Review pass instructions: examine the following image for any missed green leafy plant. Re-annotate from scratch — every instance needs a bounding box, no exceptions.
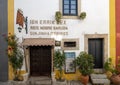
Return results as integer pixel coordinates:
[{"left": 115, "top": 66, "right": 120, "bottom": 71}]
[
  {"left": 116, "top": 58, "right": 120, "bottom": 73},
  {"left": 53, "top": 50, "right": 65, "bottom": 80},
  {"left": 104, "top": 58, "right": 114, "bottom": 72},
  {"left": 55, "top": 11, "right": 62, "bottom": 24},
  {"left": 75, "top": 51, "right": 94, "bottom": 76},
  {"left": 6, "top": 34, "right": 23, "bottom": 81},
  {"left": 79, "top": 12, "right": 86, "bottom": 20},
  {"left": 104, "top": 58, "right": 115, "bottom": 78}
]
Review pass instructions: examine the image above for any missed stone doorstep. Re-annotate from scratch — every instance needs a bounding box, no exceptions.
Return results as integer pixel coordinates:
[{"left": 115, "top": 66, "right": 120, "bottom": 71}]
[
  {"left": 35, "top": 79, "right": 51, "bottom": 85},
  {"left": 92, "top": 79, "right": 110, "bottom": 84},
  {"left": 29, "top": 77, "right": 52, "bottom": 85},
  {"left": 30, "top": 76, "right": 51, "bottom": 80},
  {"left": 90, "top": 74, "right": 107, "bottom": 79},
  {"left": 90, "top": 74, "right": 110, "bottom": 85}
]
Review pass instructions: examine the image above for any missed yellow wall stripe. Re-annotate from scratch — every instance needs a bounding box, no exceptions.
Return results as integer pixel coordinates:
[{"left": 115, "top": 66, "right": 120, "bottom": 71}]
[
  {"left": 110, "top": 0, "right": 116, "bottom": 66},
  {"left": 8, "top": 0, "right": 14, "bottom": 34},
  {"left": 8, "top": 0, "right": 14, "bottom": 80}
]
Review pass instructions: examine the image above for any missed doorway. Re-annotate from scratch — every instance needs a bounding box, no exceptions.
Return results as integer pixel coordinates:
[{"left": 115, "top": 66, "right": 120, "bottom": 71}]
[
  {"left": 88, "top": 38, "right": 103, "bottom": 68},
  {"left": 30, "top": 46, "right": 52, "bottom": 76}
]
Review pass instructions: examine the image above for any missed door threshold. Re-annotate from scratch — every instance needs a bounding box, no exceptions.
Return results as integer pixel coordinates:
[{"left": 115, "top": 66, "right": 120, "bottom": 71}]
[{"left": 94, "top": 69, "right": 104, "bottom": 73}]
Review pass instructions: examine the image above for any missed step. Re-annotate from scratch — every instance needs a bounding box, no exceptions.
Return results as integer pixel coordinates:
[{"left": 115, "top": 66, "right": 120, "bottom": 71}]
[
  {"left": 35, "top": 79, "right": 51, "bottom": 85},
  {"left": 92, "top": 79, "right": 110, "bottom": 84},
  {"left": 90, "top": 74, "right": 107, "bottom": 79},
  {"left": 90, "top": 74, "right": 110, "bottom": 85},
  {"left": 28, "top": 77, "right": 52, "bottom": 85}
]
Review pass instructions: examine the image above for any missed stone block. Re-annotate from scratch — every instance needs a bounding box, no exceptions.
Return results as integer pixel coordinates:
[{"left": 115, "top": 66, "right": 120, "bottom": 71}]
[
  {"left": 92, "top": 79, "right": 110, "bottom": 84},
  {"left": 90, "top": 74, "right": 107, "bottom": 79}
]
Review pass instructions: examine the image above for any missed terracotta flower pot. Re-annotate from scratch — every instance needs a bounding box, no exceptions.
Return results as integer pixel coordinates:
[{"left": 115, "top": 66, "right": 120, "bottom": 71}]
[
  {"left": 80, "top": 75, "right": 89, "bottom": 85},
  {"left": 111, "top": 75, "right": 120, "bottom": 85}
]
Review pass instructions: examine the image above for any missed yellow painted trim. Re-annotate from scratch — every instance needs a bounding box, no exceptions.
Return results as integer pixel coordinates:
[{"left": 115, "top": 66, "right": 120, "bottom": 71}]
[
  {"left": 8, "top": 0, "right": 14, "bottom": 34},
  {"left": 8, "top": 0, "right": 14, "bottom": 80},
  {"left": 110, "top": 0, "right": 116, "bottom": 66},
  {"left": 54, "top": 69, "right": 81, "bottom": 81}
]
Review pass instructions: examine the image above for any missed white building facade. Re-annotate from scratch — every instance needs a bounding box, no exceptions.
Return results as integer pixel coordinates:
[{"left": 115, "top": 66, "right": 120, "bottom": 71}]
[{"left": 14, "top": 0, "right": 109, "bottom": 78}]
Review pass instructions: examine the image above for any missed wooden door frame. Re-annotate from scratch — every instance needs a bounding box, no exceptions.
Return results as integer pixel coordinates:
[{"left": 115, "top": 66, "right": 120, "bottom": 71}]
[
  {"left": 24, "top": 46, "right": 54, "bottom": 77},
  {"left": 84, "top": 34, "right": 108, "bottom": 72}
]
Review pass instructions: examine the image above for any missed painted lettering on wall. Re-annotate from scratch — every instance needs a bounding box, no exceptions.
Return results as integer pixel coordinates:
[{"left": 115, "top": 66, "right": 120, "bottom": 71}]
[{"left": 29, "top": 19, "right": 68, "bottom": 36}]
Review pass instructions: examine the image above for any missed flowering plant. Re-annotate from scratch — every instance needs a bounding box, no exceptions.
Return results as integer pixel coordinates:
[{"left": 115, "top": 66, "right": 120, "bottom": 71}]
[{"left": 5, "top": 33, "right": 23, "bottom": 81}]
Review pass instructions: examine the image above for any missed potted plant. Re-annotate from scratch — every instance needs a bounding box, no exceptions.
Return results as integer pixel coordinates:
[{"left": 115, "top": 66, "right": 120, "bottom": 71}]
[
  {"left": 103, "top": 57, "right": 120, "bottom": 85},
  {"left": 110, "top": 58, "right": 120, "bottom": 85},
  {"left": 110, "top": 70, "right": 120, "bottom": 85},
  {"left": 53, "top": 50, "right": 65, "bottom": 81},
  {"left": 110, "top": 74, "right": 120, "bottom": 85},
  {"left": 75, "top": 51, "right": 94, "bottom": 85},
  {"left": 103, "top": 58, "right": 113, "bottom": 79},
  {"left": 79, "top": 12, "right": 86, "bottom": 20},
  {"left": 116, "top": 58, "right": 120, "bottom": 72},
  {"left": 5, "top": 34, "right": 24, "bottom": 81},
  {"left": 55, "top": 11, "right": 62, "bottom": 24}
]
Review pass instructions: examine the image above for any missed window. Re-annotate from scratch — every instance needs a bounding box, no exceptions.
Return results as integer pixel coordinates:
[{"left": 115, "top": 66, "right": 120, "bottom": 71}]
[
  {"left": 63, "top": 0, "right": 77, "bottom": 15},
  {"left": 64, "top": 42, "right": 76, "bottom": 47},
  {"left": 62, "top": 38, "right": 79, "bottom": 50},
  {"left": 59, "top": 0, "right": 81, "bottom": 19}
]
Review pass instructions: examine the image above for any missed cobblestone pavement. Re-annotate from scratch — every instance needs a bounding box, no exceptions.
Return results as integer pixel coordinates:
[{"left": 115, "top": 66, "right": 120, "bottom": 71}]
[
  {"left": 0, "top": 81, "right": 92, "bottom": 85},
  {"left": 0, "top": 81, "right": 114, "bottom": 85},
  {"left": 0, "top": 81, "right": 10, "bottom": 85}
]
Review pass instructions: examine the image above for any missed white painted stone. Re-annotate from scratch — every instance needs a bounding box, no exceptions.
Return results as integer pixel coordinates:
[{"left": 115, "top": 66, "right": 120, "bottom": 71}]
[
  {"left": 92, "top": 79, "right": 110, "bottom": 84},
  {"left": 90, "top": 74, "right": 110, "bottom": 85},
  {"left": 90, "top": 74, "right": 107, "bottom": 79}
]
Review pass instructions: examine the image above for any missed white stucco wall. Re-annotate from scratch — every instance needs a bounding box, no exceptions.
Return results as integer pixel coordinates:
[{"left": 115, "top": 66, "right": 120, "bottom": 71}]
[{"left": 14, "top": 0, "right": 109, "bottom": 65}]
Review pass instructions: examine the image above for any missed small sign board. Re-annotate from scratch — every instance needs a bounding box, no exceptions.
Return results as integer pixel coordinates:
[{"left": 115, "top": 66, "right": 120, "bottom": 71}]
[{"left": 65, "top": 52, "right": 76, "bottom": 73}]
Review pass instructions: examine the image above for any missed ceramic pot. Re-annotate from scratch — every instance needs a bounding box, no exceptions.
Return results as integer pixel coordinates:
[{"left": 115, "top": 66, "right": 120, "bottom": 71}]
[
  {"left": 80, "top": 75, "right": 89, "bottom": 85},
  {"left": 111, "top": 75, "right": 120, "bottom": 85}
]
